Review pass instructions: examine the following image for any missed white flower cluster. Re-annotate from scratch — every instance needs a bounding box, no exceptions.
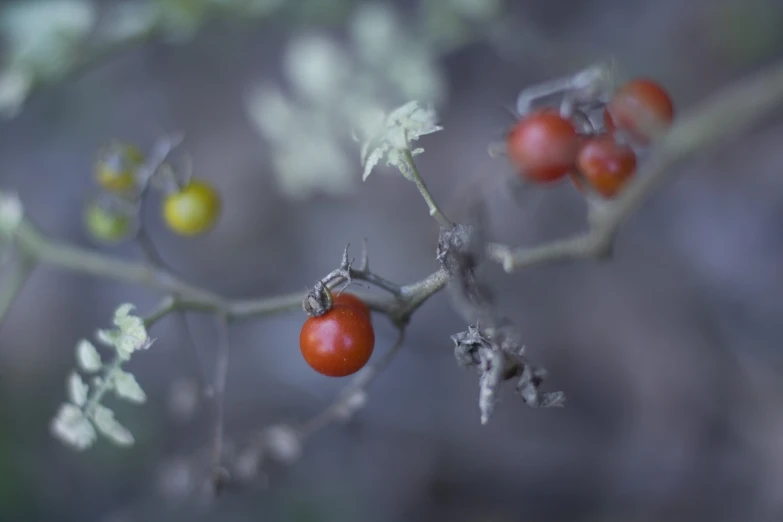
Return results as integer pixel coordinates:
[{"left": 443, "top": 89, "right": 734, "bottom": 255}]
[
  {"left": 50, "top": 303, "right": 155, "bottom": 450},
  {"left": 246, "top": 2, "right": 448, "bottom": 199},
  {"left": 359, "top": 101, "right": 443, "bottom": 181},
  {"left": 0, "top": 0, "right": 290, "bottom": 117}
]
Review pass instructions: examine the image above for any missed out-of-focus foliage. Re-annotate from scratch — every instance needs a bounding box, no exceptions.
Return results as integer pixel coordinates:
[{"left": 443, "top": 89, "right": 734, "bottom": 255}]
[
  {"left": 246, "top": 1, "right": 507, "bottom": 198},
  {"left": 51, "top": 304, "right": 155, "bottom": 451},
  {"left": 706, "top": 0, "right": 783, "bottom": 65}
]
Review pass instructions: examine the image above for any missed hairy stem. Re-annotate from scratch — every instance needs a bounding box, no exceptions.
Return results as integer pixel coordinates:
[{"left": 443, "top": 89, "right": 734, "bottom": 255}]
[{"left": 404, "top": 150, "right": 454, "bottom": 229}]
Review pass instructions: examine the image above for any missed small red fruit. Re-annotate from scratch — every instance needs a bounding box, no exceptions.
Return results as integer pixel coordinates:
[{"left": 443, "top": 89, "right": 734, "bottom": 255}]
[
  {"left": 333, "top": 292, "right": 371, "bottom": 319},
  {"left": 300, "top": 303, "right": 375, "bottom": 377},
  {"left": 506, "top": 109, "right": 580, "bottom": 182},
  {"left": 604, "top": 78, "right": 674, "bottom": 144},
  {"left": 573, "top": 135, "right": 637, "bottom": 198}
]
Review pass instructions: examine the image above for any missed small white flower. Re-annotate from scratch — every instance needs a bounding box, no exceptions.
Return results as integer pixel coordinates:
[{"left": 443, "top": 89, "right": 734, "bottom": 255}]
[
  {"left": 113, "top": 369, "right": 146, "bottom": 404},
  {"left": 76, "top": 339, "right": 102, "bottom": 373},
  {"left": 360, "top": 101, "right": 443, "bottom": 180},
  {"left": 67, "top": 372, "right": 89, "bottom": 406},
  {"left": 51, "top": 403, "right": 96, "bottom": 450},
  {"left": 0, "top": 191, "right": 23, "bottom": 235},
  {"left": 111, "top": 303, "right": 153, "bottom": 359}
]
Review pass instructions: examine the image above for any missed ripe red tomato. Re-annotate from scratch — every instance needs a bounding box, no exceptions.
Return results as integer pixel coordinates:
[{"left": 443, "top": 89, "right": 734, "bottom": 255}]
[
  {"left": 506, "top": 109, "right": 580, "bottom": 182},
  {"left": 573, "top": 135, "right": 637, "bottom": 198},
  {"left": 333, "top": 292, "right": 371, "bottom": 319},
  {"left": 604, "top": 78, "right": 674, "bottom": 144},
  {"left": 300, "top": 303, "right": 375, "bottom": 377}
]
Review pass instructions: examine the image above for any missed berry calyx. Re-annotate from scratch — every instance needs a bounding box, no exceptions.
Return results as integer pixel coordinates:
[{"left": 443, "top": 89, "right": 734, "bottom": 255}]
[{"left": 333, "top": 292, "right": 371, "bottom": 319}]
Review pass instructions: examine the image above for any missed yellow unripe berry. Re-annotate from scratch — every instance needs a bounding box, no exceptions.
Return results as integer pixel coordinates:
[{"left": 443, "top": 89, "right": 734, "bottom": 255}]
[
  {"left": 95, "top": 143, "right": 145, "bottom": 192},
  {"left": 162, "top": 180, "right": 221, "bottom": 236},
  {"left": 84, "top": 201, "right": 133, "bottom": 244}
]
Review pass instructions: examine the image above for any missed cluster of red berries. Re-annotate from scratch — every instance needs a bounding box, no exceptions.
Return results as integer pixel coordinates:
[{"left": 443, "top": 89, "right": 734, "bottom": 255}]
[
  {"left": 506, "top": 78, "right": 675, "bottom": 198},
  {"left": 300, "top": 292, "right": 375, "bottom": 377},
  {"left": 298, "top": 77, "right": 675, "bottom": 379}
]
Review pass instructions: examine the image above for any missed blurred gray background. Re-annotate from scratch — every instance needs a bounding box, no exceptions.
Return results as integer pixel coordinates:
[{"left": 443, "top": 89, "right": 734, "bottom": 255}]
[{"left": 2, "top": 0, "right": 783, "bottom": 520}]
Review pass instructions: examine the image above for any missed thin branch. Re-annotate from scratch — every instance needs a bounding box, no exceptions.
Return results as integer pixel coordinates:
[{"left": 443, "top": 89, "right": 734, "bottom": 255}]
[
  {"left": 316, "top": 244, "right": 403, "bottom": 297},
  {"left": 0, "top": 254, "right": 36, "bottom": 332},
  {"left": 299, "top": 327, "right": 406, "bottom": 439},
  {"left": 404, "top": 150, "right": 454, "bottom": 229},
  {"left": 82, "top": 357, "right": 124, "bottom": 417},
  {"left": 143, "top": 295, "right": 177, "bottom": 328},
  {"left": 210, "top": 314, "right": 231, "bottom": 492},
  {"left": 134, "top": 215, "right": 211, "bottom": 397},
  {"left": 11, "top": 219, "right": 450, "bottom": 330},
  {"left": 15, "top": 220, "right": 225, "bottom": 307},
  {"left": 488, "top": 57, "right": 783, "bottom": 272}
]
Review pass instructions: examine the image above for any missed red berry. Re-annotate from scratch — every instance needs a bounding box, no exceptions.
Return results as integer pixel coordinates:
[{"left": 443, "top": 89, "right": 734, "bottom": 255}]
[
  {"left": 300, "top": 303, "right": 375, "bottom": 377},
  {"left": 573, "top": 135, "right": 637, "bottom": 198},
  {"left": 506, "top": 109, "right": 580, "bottom": 182},
  {"left": 333, "top": 292, "right": 371, "bottom": 319},
  {"left": 604, "top": 78, "right": 674, "bottom": 144}
]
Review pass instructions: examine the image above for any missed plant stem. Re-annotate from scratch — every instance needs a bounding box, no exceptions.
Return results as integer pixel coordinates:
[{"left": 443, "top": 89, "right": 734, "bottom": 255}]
[
  {"left": 0, "top": 254, "right": 36, "bottom": 332},
  {"left": 83, "top": 357, "right": 124, "bottom": 417},
  {"left": 210, "top": 314, "right": 231, "bottom": 488},
  {"left": 16, "top": 221, "right": 224, "bottom": 306},
  {"left": 404, "top": 150, "right": 454, "bottom": 229},
  {"left": 488, "top": 56, "right": 783, "bottom": 272}
]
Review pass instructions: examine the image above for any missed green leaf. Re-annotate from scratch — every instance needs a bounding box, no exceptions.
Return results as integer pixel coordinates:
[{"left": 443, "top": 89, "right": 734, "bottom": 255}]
[
  {"left": 91, "top": 405, "right": 134, "bottom": 447},
  {"left": 50, "top": 403, "right": 96, "bottom": 450},
  {"left": 112, "top": 303, "right": 136, "bottom": 325},
  {"left": 95, "top": 328, "right": 120, "bottom": 348},
  {"left": 113, "top": 370, "right": 146, "bottom": 404},
  {"left": 66, "top": 372, "right": 88, "bottom": 407},
  {"left": 75, "top": 339, "right": 102, "bottom": 372}
]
